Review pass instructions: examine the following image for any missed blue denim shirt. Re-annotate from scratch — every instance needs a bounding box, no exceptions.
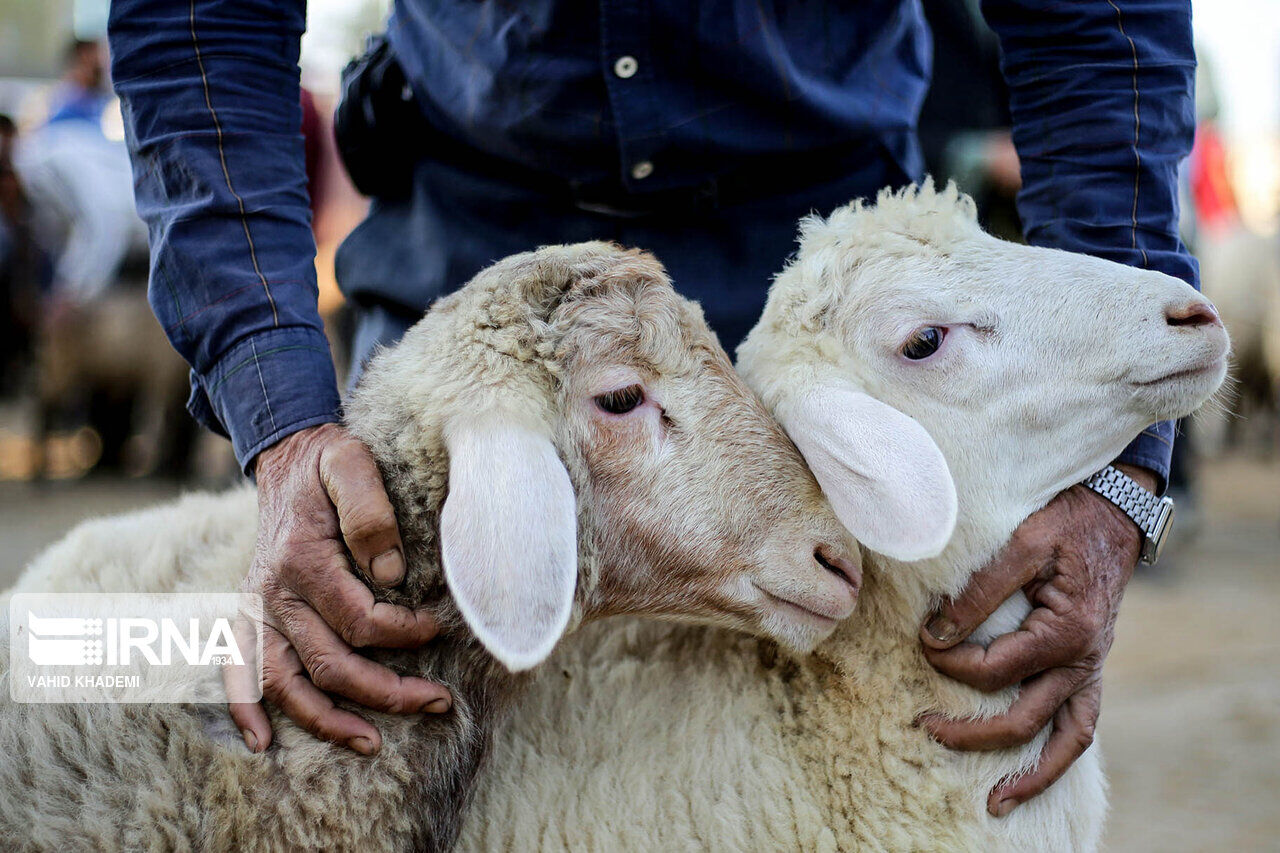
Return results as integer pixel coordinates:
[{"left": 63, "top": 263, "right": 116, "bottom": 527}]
[{"left": 108, "top": 0, "right": 1195, "bottom": 481}]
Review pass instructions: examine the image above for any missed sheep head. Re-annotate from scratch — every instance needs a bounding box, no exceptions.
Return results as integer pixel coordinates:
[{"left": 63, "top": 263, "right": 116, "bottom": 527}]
[
  {"left": 348, "top": 243, "right": 862, "bottom": 671},
  {"left": 738, "top": 182, "right": 1229, "bottom": 587}
]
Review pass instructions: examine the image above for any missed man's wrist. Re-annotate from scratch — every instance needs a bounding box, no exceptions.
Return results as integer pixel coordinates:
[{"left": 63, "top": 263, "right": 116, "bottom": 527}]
[
  {"left": 253, "top": 422, "right": 342, "bottom": 480},
  {"left": 1078, "top": 463, "right": 1160, "bottom": 560}
]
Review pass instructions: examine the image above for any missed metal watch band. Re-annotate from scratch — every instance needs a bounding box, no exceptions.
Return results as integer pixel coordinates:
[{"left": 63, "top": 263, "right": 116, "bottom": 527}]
[{"left": 1080, "top": 465, "right": 1175, "bottom": 565}]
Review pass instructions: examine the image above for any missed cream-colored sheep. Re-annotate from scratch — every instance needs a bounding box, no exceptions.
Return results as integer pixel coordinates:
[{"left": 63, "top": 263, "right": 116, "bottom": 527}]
[
  {"left": 458, "top": 184, "right": 1230, "bottom": 852},
  {"left": 0, "top": 243, "right": 875, "bottom": 852}
]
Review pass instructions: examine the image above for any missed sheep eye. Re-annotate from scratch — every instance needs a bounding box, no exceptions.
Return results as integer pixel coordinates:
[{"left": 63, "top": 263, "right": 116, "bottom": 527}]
[
  {"left": 594, "top": 384, "right": 645, "bottom": 415},
  {"left": 901, "top": 326, "right": 945, "bottom": 360}
]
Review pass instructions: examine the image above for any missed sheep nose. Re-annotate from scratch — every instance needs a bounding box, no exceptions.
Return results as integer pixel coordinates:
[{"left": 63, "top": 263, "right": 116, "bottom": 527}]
[
  {"left": 814, "top": 543, "right": 861, "bottom": 593},
  {"left": 1165, "top": 299, "right": 1221, "bottom": 328}
]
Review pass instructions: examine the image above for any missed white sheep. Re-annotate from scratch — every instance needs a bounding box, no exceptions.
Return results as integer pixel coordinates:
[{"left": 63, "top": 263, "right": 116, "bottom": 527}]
[
  {"left": 457, "top": 183, "right": 1230, "bottom": 852},
  {"left": 0, "top": 242, "right": 871, "bottom": 852}
]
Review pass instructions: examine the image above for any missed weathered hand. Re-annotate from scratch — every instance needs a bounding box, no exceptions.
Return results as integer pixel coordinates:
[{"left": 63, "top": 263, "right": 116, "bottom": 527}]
[
  {"left": 228, "top": 423, "right": 451, "bottom": 755},
  {"left": 917, "top": 464, "right": 1153, "bottom": 817}
]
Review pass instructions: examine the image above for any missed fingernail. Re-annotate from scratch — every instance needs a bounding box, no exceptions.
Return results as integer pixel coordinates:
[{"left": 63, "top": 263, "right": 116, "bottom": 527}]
[
  {"left": 925, "top": 615, "right": 959, "bottom": 644},
  {"left": 993, "top": 798, "right": 1018, "bottom": 818},
  {"left": 370, "top": 548, "right": 405, "bottom": 586},
  {"left": 242, "top": 729, "right": 259, "bottom": 753},
  {"left": 349, "top": 736, "right": 377, "bottom": 755},
  {"left": 425, "top": 698, "right": 450, "bottom": 714}
]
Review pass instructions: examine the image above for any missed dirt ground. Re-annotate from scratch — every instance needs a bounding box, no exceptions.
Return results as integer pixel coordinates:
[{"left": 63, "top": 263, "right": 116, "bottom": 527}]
[
  {"left": 1100, "top": 455, "right": 1280, "bottom": 852},
  {"left": 0, "top": 456, "right": 1277, "bottom": 851}
]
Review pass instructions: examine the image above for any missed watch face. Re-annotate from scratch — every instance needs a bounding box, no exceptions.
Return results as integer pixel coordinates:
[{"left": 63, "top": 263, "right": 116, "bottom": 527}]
[{"left": 1143, "top": 499, "right": 1176, "bottom": 566}]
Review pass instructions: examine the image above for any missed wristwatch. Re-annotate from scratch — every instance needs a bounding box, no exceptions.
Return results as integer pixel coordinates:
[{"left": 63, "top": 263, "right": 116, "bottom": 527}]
[{"left": 1080, "top": 465, "right": 1175, "bottom": 565}]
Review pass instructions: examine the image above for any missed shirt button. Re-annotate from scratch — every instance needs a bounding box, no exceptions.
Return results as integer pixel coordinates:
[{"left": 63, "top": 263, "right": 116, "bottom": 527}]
[
  {"left": 630, "top": 160, "right": 654, "bottom": 180},
  {"left": 613, "top": 56, "right": 639, "bottom": 79}
]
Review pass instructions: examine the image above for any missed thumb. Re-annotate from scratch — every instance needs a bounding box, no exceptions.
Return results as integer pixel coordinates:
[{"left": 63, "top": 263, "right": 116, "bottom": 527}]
[
  {"left": 319, "top": 435, "right": 406, "bottom": 587},
  {"left": 921, "top": 533, "right": 1044, "bottom": 648}
]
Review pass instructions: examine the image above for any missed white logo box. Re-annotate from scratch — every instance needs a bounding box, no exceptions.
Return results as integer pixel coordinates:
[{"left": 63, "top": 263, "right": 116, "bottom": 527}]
[{"left": 8, "top": 593, "right": 262, "bottom": 704}]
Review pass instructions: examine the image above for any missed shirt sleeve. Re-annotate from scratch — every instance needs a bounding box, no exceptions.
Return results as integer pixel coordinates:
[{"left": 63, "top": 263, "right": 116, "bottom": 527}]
[
  {"left": 108, "top": 0, "right": 341, "bottom": 472},
  {"left": 982, "top": 0, "right": 1197, "bottom": 490}
]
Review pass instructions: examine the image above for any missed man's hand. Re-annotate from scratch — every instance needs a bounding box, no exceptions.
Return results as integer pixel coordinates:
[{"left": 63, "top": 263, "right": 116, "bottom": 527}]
[
  {"left": 917, "top": 464, "right": 1154, "bottom": 817},
  {"left": 229, "top": 423, "right": 451, "bottom": 756}
]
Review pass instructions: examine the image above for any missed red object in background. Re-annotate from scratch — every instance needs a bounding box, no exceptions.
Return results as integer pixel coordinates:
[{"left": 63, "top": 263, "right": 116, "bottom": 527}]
[
  {"left": 301, "top": 87, "right": 324, "bottom": 219},
  {"left": 1189, "top": 122, "right": 1238, "bottom": 235}
]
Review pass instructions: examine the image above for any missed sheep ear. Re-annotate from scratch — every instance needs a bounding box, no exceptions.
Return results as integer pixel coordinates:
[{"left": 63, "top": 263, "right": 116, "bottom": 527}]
[
  {"left": 777, "top": 381, "right": 957, "bottom": 561},
  {"left": 440, "top": 417, "right": 577, "bottom": 671}
]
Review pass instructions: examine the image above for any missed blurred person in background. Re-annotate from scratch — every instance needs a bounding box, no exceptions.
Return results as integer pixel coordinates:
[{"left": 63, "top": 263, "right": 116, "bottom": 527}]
[
  {"left": 17, "top": 38, "right": 147, "bottom": 309},
  {"left": 0, "top": 114, "right": 41, "bottom": 397},
  {"left": 16, "top": 39, "right": 181, "bottom": 476},
  {"left": 109, "top": 0, "right": 1199, "bottom": 819},
  {"left": 47, "top": 40, "right": 111, "bottom": 126}
]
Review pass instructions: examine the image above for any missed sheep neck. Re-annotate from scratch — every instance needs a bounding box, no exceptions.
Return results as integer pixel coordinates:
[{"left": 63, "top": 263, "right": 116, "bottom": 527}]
[
  {"left": 785, "top": 498, "right": 1037, "bottom": 825},
  {"left": 354, "top": 419, "right": 613, "bottom": 849},
  {"left": 338, "top": 429, "right": 523, "bottom": 850},
  {"left": 815, "top": 497, "right": 1037, "bottom": 713}
]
